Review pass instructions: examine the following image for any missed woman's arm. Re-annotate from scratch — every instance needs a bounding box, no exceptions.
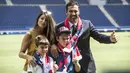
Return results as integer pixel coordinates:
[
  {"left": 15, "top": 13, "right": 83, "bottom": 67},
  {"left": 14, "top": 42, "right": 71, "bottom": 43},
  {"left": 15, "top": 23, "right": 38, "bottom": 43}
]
[
  {"left": 18, "top": 33, "right": 36, "bottom": 66},
  {"left": 19, "top": 33, "right": 31, "bottom": 59}
]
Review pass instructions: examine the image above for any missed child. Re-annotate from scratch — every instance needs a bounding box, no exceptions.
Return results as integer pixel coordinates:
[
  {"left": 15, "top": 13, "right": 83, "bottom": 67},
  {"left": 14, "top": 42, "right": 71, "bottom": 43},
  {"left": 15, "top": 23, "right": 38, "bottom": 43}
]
[
  {"left": 27, "top": 35, "right": 58, "bottom": 73},
  {"left": 53, "top": 26, "right": 82, "bottom": 73}
]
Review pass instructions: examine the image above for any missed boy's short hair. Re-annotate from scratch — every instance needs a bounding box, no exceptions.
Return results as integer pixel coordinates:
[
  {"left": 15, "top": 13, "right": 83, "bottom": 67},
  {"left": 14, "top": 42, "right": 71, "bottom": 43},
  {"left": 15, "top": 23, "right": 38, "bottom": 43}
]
[
  {"left": 56, "top": 26, "right": 71, "bottom": 36},
  {"left": 35, "top": 35, "right": 50, "bottom": 47}
]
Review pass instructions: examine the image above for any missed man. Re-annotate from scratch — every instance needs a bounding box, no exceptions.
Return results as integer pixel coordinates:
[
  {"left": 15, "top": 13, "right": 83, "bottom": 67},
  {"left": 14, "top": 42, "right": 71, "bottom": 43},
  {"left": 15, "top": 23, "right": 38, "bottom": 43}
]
[{"left": 52, "top": 1, "right": 117, "bottom": 73}]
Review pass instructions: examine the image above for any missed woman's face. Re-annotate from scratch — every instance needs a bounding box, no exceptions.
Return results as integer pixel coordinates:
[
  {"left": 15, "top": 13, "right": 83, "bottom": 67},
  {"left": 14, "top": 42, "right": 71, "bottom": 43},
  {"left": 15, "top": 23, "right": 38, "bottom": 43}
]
[{"left": 37, "top": 14, "right": 47, "bottom": 28}]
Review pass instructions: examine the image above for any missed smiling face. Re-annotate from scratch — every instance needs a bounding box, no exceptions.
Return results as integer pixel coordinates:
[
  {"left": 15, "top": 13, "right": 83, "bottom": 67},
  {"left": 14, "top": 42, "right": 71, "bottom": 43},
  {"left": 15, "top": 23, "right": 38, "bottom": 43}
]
[
  {"left": 66, "top": 5, "right": 80, "bottom": 24},
  {"left": 56, "top": 33, "right": 70, "bottom": 48},
  {"left": 37, "top": 14, "right": 47, "bottom": 29},
  {"left": 37, "top": 44, "right": 49, "bottom": 55},
  {"left": 35, "top": 35, "right": 50, "bottom": 56}
]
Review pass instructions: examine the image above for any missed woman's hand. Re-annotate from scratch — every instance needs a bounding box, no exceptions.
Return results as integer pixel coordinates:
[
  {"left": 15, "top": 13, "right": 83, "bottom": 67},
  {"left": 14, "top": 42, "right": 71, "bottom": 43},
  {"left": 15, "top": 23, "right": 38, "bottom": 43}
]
[{"left": 26, "top": 55, "right": 36, "bottom": 67}]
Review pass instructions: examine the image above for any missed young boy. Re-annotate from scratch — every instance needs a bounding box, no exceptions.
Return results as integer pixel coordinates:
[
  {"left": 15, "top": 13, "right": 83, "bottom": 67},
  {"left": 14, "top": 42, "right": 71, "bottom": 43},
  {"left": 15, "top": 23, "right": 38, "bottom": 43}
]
[
  {"left": 53, "top": 26, "right": 82, "bottom": 73},
  {"left": 27, "top": 35, "right": 58, "bottom": 73}
]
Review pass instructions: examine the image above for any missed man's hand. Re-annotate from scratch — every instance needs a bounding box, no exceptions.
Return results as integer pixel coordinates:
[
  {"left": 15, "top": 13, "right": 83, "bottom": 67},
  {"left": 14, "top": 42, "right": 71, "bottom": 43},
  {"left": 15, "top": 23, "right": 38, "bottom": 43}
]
[{"left": 110, "top": 31, "right": 118, "bottom": 43}]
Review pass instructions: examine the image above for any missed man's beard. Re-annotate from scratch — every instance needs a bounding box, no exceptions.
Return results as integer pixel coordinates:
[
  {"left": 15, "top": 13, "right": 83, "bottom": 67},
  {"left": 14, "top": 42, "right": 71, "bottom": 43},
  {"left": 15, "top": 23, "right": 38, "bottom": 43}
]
[{"left": 69, "top": 15, "right": 78, "bottom": 23}]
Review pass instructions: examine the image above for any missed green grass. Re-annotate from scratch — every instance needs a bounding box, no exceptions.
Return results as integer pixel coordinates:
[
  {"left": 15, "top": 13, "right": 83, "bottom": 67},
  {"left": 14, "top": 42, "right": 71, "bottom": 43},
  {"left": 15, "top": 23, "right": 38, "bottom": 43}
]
[
  {"left": 0, "top": 32, "right": 130, "bottom": 73},
  {"left": 91, "top": 32, "right": 130, "bottom": 73},
  {"left": 0, "top": 35, "right": 24, "bottom": 73}
]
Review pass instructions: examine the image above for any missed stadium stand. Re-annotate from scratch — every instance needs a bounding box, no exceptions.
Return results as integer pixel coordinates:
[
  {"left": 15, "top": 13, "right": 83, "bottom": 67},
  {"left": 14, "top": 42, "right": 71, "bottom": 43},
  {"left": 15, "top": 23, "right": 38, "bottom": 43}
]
[
  {"left": 0, "top": 6, "right": 41, "bottom": 30},
  {"left": 104, "top": 5, "right": 130, "bottom": 28},
  {"left": 80, "top": 5, "right": 115, "bottom": 28},
  {"left": 76, "top": 0, "right": 89, "bottom": 4},
  {"left": 11, "top": 0, "right": 65, "bottom": 4},
  {"left": 126, "top": 0, "right": 130, "bottom": 3},
  {"left": 48, "top": 5, "right": 115, "bottom": 28},
  {"left": 106, "top": 0, "right": 122, "bottom": 4},
  {"left": 0, "top": 0, "right": 130, "bottom": 34},
  {"left": 47, "top": 6, "right": 66, "bottom": 24},
  {"left": 0, "top": 0, "right": 6, "bottom": 4}
]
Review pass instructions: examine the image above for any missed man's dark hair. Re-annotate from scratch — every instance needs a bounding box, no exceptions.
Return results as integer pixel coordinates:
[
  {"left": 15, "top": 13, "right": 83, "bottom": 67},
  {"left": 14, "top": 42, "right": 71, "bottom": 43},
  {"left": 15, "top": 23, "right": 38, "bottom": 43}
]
[{"left": 66, "top": 0, "right": 80, "bottom": 12}]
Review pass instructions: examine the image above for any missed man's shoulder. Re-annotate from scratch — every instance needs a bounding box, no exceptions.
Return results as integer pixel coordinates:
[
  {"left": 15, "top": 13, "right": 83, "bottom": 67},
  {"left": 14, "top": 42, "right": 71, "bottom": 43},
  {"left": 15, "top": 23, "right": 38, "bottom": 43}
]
[
  {"left": 55, "top": 19, "right": 92, "bottom": 27},
  {"left": 81, "top": 19, "right": 91, "bottom": 23},
  {"left": 56, "top": 21, "right": 64, "bottom": 27},
  {"left": 55, "top": 21, "right": 65, "bottom": 31},
  {"left": 81, "top": 19, "right": 93, "bottom": 27}
]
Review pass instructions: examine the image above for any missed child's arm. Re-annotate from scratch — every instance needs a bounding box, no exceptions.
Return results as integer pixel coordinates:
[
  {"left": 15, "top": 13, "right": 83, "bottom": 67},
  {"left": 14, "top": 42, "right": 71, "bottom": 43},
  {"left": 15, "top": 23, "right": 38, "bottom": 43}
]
[
  {"left": 53, "top": 63, "right": 58, "bottom": 73},
  {"left": 49, "top": 57, "right": 58, "bottom": 73},
  {"left": 27, "top": 64, "right": 33, "bottom": 73},
  {"left": 27, "top": 61, "right": 42, "bottom": 73},
  {"left": 73, "top": 58, "right": 81, "bottom": 72}
]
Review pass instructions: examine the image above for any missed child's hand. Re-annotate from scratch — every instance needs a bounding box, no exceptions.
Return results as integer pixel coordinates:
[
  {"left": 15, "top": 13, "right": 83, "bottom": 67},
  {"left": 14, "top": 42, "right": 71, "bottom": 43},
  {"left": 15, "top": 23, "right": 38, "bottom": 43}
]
[
  {"left": 72, "top": 58, "right": 78, "bottom": 64},
  {"left": 53, "top": 62, "right": 58, "bottom": 73},
  {"left": 72, "top": 58, "right": 81, "bottom": 72}
]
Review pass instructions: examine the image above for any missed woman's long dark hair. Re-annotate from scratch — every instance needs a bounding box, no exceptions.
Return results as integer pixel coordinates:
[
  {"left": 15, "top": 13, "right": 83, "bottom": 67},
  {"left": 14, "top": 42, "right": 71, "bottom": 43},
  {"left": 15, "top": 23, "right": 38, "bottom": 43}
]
[{"left": 34, "top": 10, "right": 56, "bottom": 45}]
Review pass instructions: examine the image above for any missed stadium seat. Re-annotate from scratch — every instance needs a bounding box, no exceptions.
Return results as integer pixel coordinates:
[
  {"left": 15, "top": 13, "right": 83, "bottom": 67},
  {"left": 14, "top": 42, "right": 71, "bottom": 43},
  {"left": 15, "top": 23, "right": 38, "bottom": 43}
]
[
  {"left": 104, "top": 5, "right": 130, "bottom": 28},
  {"left": 126, "top": 0, "right": 130, "bottom": 3},
  {"left": 0, "top": 0, "right": 6, "bottom": 4},
  {"left": 0, "top": 0, "right": 130, "bottom": 32},
  {"left": 80, "top": 5, "right": 115, "bottom": 28},
  {"left": 0, "top": 6, "right": 41, "bottom": 30},
  {"left": 47, "top": 6, "right": 66, "bottom": 24},
  {"left": 106, "top": 0, "right": 122, "bottom": 4},
  {"left": 11, "top": 0, "right": 65, "bottom": 4},
  {"left": 76, "top": 0, "right": 89, "bottom": 4}
]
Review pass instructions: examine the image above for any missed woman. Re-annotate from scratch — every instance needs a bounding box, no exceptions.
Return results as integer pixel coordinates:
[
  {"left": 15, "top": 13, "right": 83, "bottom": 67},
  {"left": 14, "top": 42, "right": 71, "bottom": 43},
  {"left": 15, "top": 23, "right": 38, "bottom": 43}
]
[{"left": 19, "top": 10, "right": 56, "bottom": 73}]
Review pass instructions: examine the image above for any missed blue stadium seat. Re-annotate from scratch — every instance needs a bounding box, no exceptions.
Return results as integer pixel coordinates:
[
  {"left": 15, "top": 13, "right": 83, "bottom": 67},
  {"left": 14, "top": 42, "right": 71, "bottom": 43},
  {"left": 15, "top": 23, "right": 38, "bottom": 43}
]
[
  {"left": 126, "top": 0, "right": 130, "bottom": 3},
  {"left": 0, "top": 0, "right": 6, "bottom": 4},
  {"left": 11, "top": 0, "right": 65, "bottom": 4},
  {"left": 0, "top": 4, "right": 129, "bottom": 31},
  {"left": 76, "top": 0, "right": 89, "bottom": 4},
  {"left": 0, "top": 6, "right": 41, "bottom": 30},
  {"left": 104, "top": 5, "right": 130, "bottom": 28},
  {"left": 80, "top": 5, "right": 114, "bottom": 28},
  {"left": 48, "top": 5, "right": 115, "bottom": 28},
  {"left": 106, "top": 0, "right": 122, "bottom": 4},
  {"left": 47, "top": 6, "right": 66, "bottom": 24}
]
